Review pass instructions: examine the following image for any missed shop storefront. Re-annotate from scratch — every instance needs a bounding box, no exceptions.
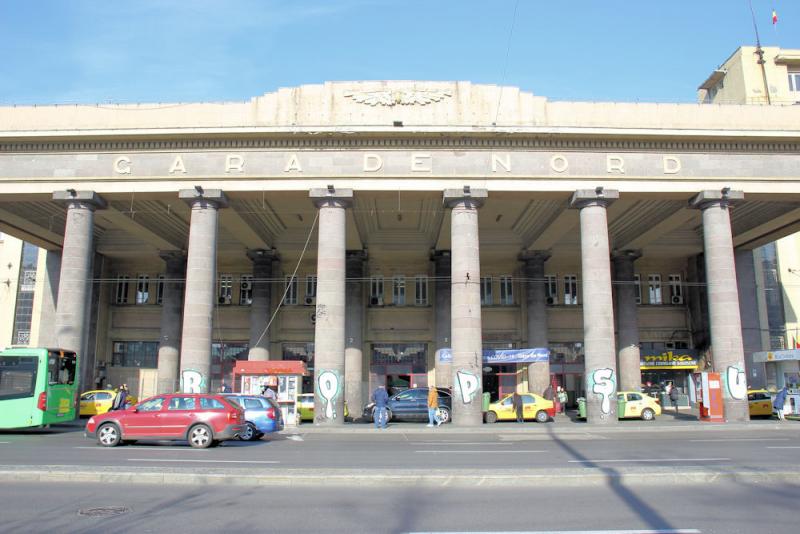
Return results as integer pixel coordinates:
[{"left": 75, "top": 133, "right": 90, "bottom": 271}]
[
  {"left": 549, "top": 342, "right": 585, "bottom": 407},
  {"left": 640, "top": 349, "right": 699, "bottom": 394},
  {"left": 752, "top": 349, "right": 800, "bottom": 390}
]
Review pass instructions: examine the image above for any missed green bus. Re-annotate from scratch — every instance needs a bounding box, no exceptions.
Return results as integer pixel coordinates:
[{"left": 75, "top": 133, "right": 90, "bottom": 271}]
[{"left": 0, "top": 347, "right": 78, "bottom": 429}]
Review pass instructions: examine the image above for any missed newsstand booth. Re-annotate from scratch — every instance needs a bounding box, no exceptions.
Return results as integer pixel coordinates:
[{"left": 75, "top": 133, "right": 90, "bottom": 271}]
[{"left": 232, "top": 360, "right": 307, "bottom": 427}]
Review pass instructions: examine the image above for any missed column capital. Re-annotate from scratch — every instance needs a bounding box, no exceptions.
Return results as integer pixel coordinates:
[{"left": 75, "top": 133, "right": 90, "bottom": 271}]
[
  {"left": 179, "top": 187, "right": 228, "bottom": 208},
  {"left": 688, "top": 188, "right": 744, "bottom": 210},
  {"left": 247, "top": 248, "right": 279, "bottom": 264},
  {"left": 612, "top": 249, "right": 642, "bottom": 263},
  {"left": 569, "top": 188, "right": 619, "bottom": 210},
  {"left": 310, "top": 186, "right": 353, "bottom": 208},
  {"left": 52, "top": 190, "right": 107, "bottom": 210},
  {"left": 519, "top": 249, "right": 551, "bottom": 264},
  {"left": 443, "top": 187, "right": 487, "bottom": 209},
  {"left": 159, "top": 250, "right": 186, "bottom": 268}
]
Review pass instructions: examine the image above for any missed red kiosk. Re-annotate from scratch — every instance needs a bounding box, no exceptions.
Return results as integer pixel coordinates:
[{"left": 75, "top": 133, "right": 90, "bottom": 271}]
[
  {"left": 232, "top": 361, "right": 307, "bottom": 427},
  {"left": 693, "top": 371, "right": 724, "bottom": 422}
]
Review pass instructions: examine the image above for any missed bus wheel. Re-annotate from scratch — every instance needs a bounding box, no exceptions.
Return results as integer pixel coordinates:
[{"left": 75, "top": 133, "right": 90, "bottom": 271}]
[
  {"left": 97, "top": 423, "right": 121, "bottom": 447},
  {"left": 188, "top": 424, "right": 213, "bottom": 449}
]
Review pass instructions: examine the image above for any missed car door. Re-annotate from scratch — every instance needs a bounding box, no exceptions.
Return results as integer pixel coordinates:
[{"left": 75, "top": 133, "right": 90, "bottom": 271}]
[
  {"left": 626, "top": 393, "right": 644, "bottom": 418},
  {"left": 522, "top": 395, "right": 537, "bottom": 420},
  {"left": 389, "top": 390, "right": 417, "bottom": 420},
  {"left": 95, "top": 391, "right": 114, "bottom": 414},
  {"left": 497, "top": 395, "right": 514, "bottom": 420},
  {"left": 120, "top": 396, "right": 166, "bottom": 437},
  {"left": 79, "top": 392, "right": 96, "bottom": 415},
  {"left": 159, "top": 396, "right": 198, "bottom": 437}
]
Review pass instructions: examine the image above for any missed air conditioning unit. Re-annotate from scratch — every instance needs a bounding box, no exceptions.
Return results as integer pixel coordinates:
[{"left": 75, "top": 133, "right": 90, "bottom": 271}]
[
  {"left": 370, "top": 296, "right": 384, "bottom": 306},
  {"left": 546, "top": 296, "right": 555, "bottom": 305},
  {"left": 240, "top": 280, "right": 253, "bottom": 291},
  {"left": 665, "top": 341, "right": 676, "bottom": 350},
  {"left": 304, "top": 296, "right": 316, "bottom": 306},
  {"left": 218, "top": 295, "right": 231, "bottom": 305},
  {"left": 671, "top": 295, "right": 684, "bottom": 305}
]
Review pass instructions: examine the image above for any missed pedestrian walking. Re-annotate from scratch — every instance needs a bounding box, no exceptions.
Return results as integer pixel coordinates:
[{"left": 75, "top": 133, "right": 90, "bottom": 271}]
[
  {"left": 543, "top": 384, "right": 554, "bottom": 401},
  {"left": 427, "top": 386, "right": 440, "bottom": 427},
  {"left": 261, "top": 384, "right": 277, "bottom": 400},
  {"left": 512, "top": 392, "right": 524, "bottom": 423},
  {"left": 773, "top": 386, "right": 789, "bottom": 421},
  {"left": 372, "top": 384, "right": 389, "bottom": 429},
  {"left": 557, "top": 387, "right": 568, "bottom": 414},
  {"left": 219, "top": 381, "right": 232, "bottom": 393},
  {"left": 111, "top": 384, "right": 129, "bottom": 411},
  {"left": 669, "top": 384, "right": 680, "bottom": 413}
]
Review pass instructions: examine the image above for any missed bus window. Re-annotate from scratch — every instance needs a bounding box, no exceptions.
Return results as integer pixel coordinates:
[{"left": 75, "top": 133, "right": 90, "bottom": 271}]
[
  {"left": 0, "top": 356, "right": 38, "bottom": 400},
  {"left": 48, "top": 351, "right": 77, "bottom": 386}
]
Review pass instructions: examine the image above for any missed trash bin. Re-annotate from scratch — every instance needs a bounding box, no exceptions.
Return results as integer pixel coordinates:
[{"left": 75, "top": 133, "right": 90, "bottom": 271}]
[
  {"left": 577, "top": 397, "right": 586, "bottom": 418},
  {"left": 482, "top": 392, "right": 491, "bottom": 412},
  {"left": 617, "top": 395, "right": 626, "bottom": 417}
]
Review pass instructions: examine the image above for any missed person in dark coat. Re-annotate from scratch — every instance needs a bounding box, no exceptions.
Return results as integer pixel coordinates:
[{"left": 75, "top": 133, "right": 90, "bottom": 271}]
[
  {"left": 773, "top": 386, "right": 789, "bottom": 421},
  {"left": 542, "top": 385, "right": 554, "bottom": 401},
  {"left": 512, "top": 392, "right": 524, "bottom": 423},
  {"left": 111, "top": 384, "right": 129, "bottom": 411},
  {"left": 669, "top": 385, "right": 680, "bottom": 413}
]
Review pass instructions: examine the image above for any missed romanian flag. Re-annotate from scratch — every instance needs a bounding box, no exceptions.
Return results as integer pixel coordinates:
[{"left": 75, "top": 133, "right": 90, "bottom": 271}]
[{"left": 772, "top": 10, "right": 778, "bottom": 25}]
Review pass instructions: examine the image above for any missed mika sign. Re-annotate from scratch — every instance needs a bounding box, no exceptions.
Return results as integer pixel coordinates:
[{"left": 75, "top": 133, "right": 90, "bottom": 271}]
[{"left": 640, "top": 350, "right": 699, "bottom": 370}]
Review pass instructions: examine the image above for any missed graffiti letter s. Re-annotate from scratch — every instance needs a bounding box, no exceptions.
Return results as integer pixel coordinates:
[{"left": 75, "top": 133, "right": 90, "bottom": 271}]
[
  {"left": 591, "top": 368, "right": 616, "bottom": 415},
  {"left": 726, "top": 365, "right": 746, "bottom": 400}
]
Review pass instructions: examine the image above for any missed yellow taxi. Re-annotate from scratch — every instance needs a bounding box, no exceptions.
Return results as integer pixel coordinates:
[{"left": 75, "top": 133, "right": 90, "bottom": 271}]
[
  {"left": 484, "top": 393, "right": 555, "bottom": 423},
  {"left": 617, "top": 391, "right": 662, "bottom": 420},
  {"left": 748, "top": 389, "right": 773, "bottom": 417},
  {"left": 79, "top": 390, "right": 137, "bottom": 416}
]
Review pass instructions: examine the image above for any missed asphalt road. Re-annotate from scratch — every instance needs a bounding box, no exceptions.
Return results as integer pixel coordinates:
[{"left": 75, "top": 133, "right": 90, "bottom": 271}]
[
  {"left": 1, "top": 419, "right": 799, "bottom": 472},
  {"left": 1, "top": 480, "right": 798, "bottom": 534}
]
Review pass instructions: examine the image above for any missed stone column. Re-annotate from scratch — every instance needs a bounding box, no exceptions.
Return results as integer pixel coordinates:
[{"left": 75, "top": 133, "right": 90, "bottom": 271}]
[
  {"left": 345, "top": 249, "right": 367, "bottom": 417},
  {"left": 432, "top": 250, "right": 452, "bottom": 390},
  {"left": 310, "top": 187, "right": 353, "bottom": 425},
  {"left": 613, "top": 250, "right": 642, "bottom": 392},
  {"left": 690, "top": 189, "right": 749, "bottom": 422},
  {"left": 444, "top": 187, "right": 487, "bottom": 426},
  {"left": 156, "top": 251, "right": 186, "bottom": 394},
  {"left": 178, "top": 188, "right": 227, "bottom": 394},
  {"left": 52, "top": 190, "right": 106, "bottom": 392},
  {"left": 570, "top": 188, "right": 619, "bottom": 425},
  {"left": 247, "top": 248, "right": 277, "bottom": 361},
  {"left": 521, "top": 250, "right": 551, "bottom": 395}
]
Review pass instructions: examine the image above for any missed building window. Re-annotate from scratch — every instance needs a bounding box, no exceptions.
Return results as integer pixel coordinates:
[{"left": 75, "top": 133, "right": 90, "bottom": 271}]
[
  {"left": 211, "top": 342, "right": 249, "bottom": 393},
  {"left": 304, "top": 275, "right": 317, "bottom": 305},
  {"left": 564, "top": 275, "right": 578, "bottom": 305},
  {"left": 668, "top": 274, "right": 683, "bottom": 305},
  {"left": 218, "top": 274, "right": 233, "bottom": 305},
  {"left": 634, "top": 274, "right": 642, "bottom": 305},
  {"left": 112, "top": 341, "right": 159, "bottom": 368},
  {"left": 12, "top": 242, "right": 38, "bottom": 345},
  {"left": 284, "top": 275, "right": 298, "bottom": 305},
  {"left": 648, "top": 274, "right": 662, "bottom": 305},
  {"left": 283, "top": 342, "right": 315, "bottom": 393},
  {"left": 414, "top": 275, "right": 428, "bottom": 306},
  {"left": 499, "top": 275, "right": 514, "bottom": 305},
  {"left": 370, "top": 276, "right": 384, "bottom": 306},
  {"left": 240, "top": 275, "right": 253, "bottom": 306},
  {"left": 136, "top": 275, "right": 150, "bottom": 305},
  {"left": 545, "top": 275, "right": 558, "bottom": 305},
  {"left": 789, "top": 71, "right": 800, "bottom": 93},
  {"left": 480, "top": 276, "right": 493, "bottom": 306},
  {"left": 156, "top": 275, "right": 165, "bottom": 305},
  {"left": 392, "top": 275, "right": 406, "bottom": 306},
  {"left": 114, "top": 275, "right": 130, "bottom": 304}
]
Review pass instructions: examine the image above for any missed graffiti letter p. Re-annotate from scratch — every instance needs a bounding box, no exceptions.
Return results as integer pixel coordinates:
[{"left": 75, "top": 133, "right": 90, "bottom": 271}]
[{"left": 591, "top": 368, "right": 616, "bottom": 415}]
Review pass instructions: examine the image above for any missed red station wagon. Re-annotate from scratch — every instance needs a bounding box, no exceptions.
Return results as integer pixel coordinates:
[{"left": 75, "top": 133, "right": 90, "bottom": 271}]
[{"left": 85, "top": 393, "right": 245, "bottom": 448}]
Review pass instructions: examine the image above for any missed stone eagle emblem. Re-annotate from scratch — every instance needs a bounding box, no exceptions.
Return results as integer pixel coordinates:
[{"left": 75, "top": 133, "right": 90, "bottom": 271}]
[{"left": 343, "top": 89, "right": 453, "bottom": 107}]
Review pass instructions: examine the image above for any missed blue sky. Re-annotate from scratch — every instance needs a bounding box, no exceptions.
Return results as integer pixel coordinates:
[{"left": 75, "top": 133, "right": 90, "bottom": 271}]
[{"left": 1, "top": 0, "right": 798, "bottom": 105}]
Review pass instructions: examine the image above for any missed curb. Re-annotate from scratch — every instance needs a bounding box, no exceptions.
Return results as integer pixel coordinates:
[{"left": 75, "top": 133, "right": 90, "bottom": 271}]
[{"left": 3, "top": 466, "right": 799, "bottom": 488}]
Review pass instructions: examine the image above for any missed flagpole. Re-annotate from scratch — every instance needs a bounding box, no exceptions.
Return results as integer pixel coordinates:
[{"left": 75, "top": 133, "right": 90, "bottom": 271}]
[{"left": 748, "top": 0, "right": 772, "bottom": 104}]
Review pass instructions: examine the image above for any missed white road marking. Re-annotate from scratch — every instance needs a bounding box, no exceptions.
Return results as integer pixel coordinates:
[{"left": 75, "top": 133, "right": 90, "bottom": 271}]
[
  {"left": 0, "top": 442, "right": 10, "bottom": 444},
  {"left": 766, "top": 446, "right": 800, "bottom": 449},
  {"left": 569, "top": 458, "right": 728, "bottom": 464},
  {"left": 415, "top": 450, "right": 545, "bottom": 454},
  {"left": 127, "top": 459, "right": 279, "bottom": 464},
  {"left": 407, "top": 530, "right": 701, "bottom": 534},
  {"left": 285, "top": 435, "right": 304, "bottom": 441},
  {"left": 409, "top": 442, "right": 512, "bottom": 445},
  {"left": 690, "top": 438, "right": 789, "bottom": 442}
]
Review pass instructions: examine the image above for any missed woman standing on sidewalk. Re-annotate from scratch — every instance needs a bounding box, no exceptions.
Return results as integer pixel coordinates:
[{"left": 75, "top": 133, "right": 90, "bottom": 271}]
[
  {"left": 557, "top": 387, "right": 568, "bottom": 415},
  {"left": 427, "top": 386, "right": 440, "bottom": 427}
]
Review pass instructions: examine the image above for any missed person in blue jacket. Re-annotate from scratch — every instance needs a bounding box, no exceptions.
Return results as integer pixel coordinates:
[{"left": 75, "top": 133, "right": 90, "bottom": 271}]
[
  {"left": 773, "top": 386, "right": 788, "bottom": 421},
  {"left": 372, "top": 385, "right": 389, "bottom": 429}
]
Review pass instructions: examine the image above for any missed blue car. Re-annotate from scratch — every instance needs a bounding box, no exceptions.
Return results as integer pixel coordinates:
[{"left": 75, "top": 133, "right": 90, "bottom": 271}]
[{"left": 223, "top": 394, "right": 283, "bottom": 441}]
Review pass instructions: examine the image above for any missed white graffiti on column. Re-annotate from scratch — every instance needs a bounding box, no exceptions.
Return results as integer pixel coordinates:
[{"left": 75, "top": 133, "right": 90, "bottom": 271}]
[
  {"left": 181, "top": 370, "right": 204, "bottom": 394},
  {"left": 726, "top": 365, "right": 747, "bottom": 400},
  {"left": 456, "top": 370, "right": 480, "bottom": 404},
  {"left": 318, "top": 370, "right": 339, "bottom": 419},
  {"left": 591, "top": 368, "right": 616, "bottom": 415}
]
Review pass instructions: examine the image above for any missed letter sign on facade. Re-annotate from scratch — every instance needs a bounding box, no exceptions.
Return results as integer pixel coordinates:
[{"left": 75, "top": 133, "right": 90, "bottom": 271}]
[
  {"left": 114, "top": 156, "right": 132, "bottom": 175},
  {"left": 411, "top": 153, "right": 432, "bottom": 172},
  {"left": 663, "top": 156, "right": 681, "bottom": 174},
  {"left": 363, "top": 153, "right": 383, "bottom": 172},
  {"left": 284, "top": 154, "right": 303, "bottom": 173},
  {"left": 169, "top": 155, "right": 187, "bottom": 174},
  {"left": 607, "top": 155, "right": 625, "bottom": 174},
  {"left": 550, "top": 154, "right": 569, "bottom": 173},
  {"left": 491, "top": 153, "right": 511, "bottom": 173},
  {"left": 226, "top": 155, "right": 245, "bottom": 173}
]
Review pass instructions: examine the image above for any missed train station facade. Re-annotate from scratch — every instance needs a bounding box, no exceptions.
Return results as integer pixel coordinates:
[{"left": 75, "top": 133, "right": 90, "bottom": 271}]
[{"left": 2, "top": 80, "right": 800, "bottom": 425}]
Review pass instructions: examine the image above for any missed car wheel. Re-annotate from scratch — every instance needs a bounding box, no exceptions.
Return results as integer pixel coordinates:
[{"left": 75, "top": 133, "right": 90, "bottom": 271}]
[
  {"left": 97, "top": 423, "right": 121, "bottom": 447},
  {"left": 385, "top": 409, "right": 393, "bottom": 422},
  {"left": 535, "top": 410, "right": 549, "bottom": 423},
  {"left": 437, "top": 407, "right": 450, "bottom": 424},
  {"left": 485, "top": 411, "right": 498, "bottom": 424},
  {"left": 188, "top": 424, "right": 214, "bottom": 449},
  {"left": 239, "top": 422, "right": 257, "bottom": 441},
  {"left": 641, "top": 408, "right": 655, "bottom": 421}
]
